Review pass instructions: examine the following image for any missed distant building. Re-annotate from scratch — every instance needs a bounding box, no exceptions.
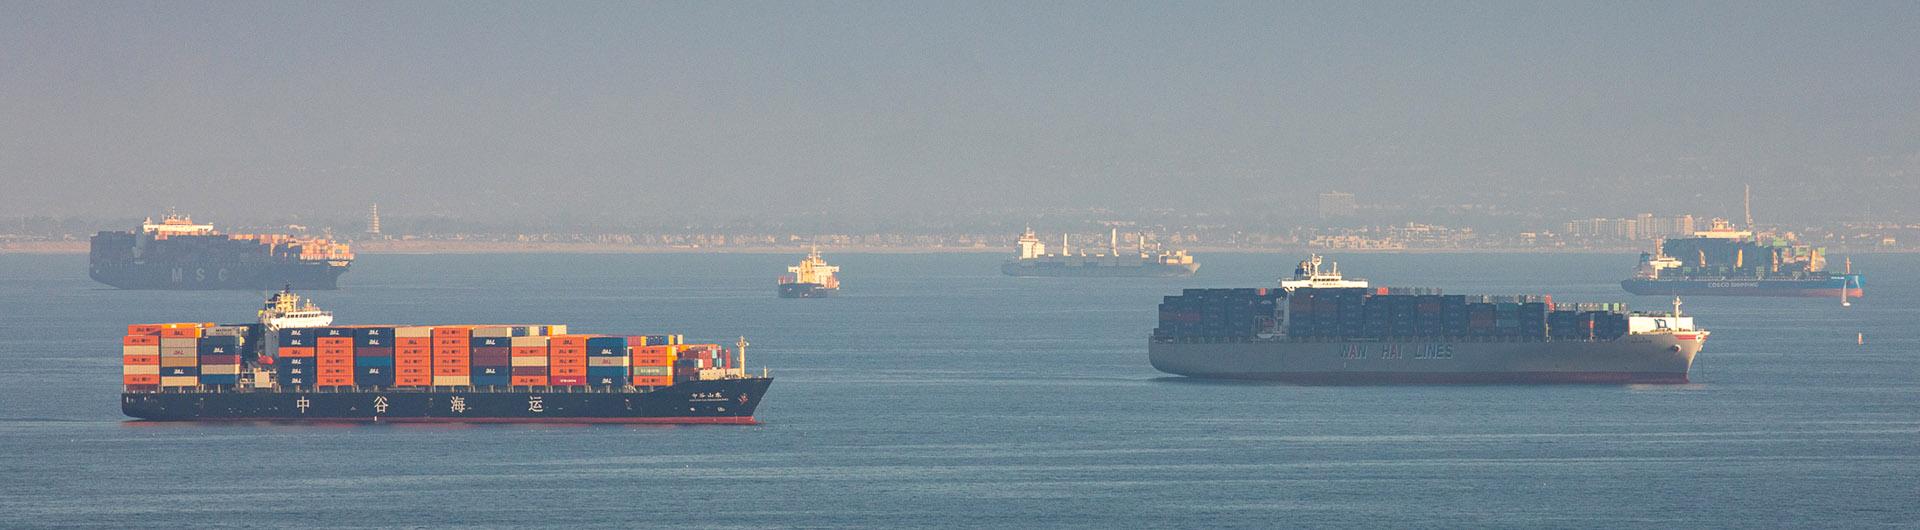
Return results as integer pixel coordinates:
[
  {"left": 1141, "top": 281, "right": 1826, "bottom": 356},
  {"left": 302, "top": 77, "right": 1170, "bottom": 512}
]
[
  {"left": 366, "top": 204, "right": 382, "bottom": 236},
  {"left": 1318, "top": 191, "right": 1357, "bottom": 219}
]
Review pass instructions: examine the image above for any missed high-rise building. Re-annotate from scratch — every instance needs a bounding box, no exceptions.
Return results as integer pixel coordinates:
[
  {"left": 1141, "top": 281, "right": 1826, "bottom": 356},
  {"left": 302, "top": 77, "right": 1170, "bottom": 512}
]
[
  {"left": 1318, "top": 192, "right": 1357, "bottom": 219},
  {"left": 366, "top": 204, "right": 381, "bottom": 236}
]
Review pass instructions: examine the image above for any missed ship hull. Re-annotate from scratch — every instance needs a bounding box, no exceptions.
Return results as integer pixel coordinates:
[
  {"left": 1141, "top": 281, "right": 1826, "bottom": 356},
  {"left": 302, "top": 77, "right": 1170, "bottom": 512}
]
[
  {"left": 1148, "top": 334, "right": 1702, "bottom": 384},
  {"left": 1621, "top": 275, "right": 1863, "bottom": 299},
  {"left": 90, "top": 261, "right": 349, "bottom": 290},
  {"left": 122, "top": 378, "right": 771, "bottom": 424},
  {"left": 777, "top": 283, "right": 836, "bottom": 298},
  {"left": 1002, "top": 261, "right": 1198, "bottom": 278}
]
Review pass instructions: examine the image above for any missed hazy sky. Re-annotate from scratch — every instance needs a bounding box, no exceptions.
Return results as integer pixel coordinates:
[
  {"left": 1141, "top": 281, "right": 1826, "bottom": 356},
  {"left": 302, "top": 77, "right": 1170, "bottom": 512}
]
[{"left": 4, "top": 2, "right": 1917, "bottom": 224}]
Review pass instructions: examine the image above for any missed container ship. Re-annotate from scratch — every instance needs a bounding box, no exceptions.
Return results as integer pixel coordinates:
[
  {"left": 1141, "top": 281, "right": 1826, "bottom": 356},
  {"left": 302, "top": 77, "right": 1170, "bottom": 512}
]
[
  {"left": 1622, "top": 218, "right": 1864, "bottom": 299},
  {"left": 777, "top": 247, "right": 840, "bottom": 298},
  {"left": 90, "top": 213, "right": 353, "bottom": 290},
  {"left": 120, "top": 290, "right": 772, "bottom": 424},
  {"left": 1002, "top": 228, "right": 1197, "bottom": 277},
  {"left": 1149, "top": 255, "right": 1708, "bottom": 384}
]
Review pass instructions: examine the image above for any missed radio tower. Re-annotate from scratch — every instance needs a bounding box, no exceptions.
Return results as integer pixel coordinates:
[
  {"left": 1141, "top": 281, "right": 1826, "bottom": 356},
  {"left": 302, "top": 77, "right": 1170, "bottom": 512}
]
[{"left": 366, "top": 204, "right": 382, "bottom": 236}]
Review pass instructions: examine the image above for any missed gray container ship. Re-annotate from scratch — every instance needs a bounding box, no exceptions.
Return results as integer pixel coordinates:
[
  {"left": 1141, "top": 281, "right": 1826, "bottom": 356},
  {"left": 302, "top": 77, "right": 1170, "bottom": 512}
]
[
  {"left": 1148, "top": 256, "right": 1707, "bottom": 384},
  {"left": 1002, "top": 228, "right": 1198, "bottom": 277},
  {"left": 89, "top": 214, "right": 353, "bottom": 290}
]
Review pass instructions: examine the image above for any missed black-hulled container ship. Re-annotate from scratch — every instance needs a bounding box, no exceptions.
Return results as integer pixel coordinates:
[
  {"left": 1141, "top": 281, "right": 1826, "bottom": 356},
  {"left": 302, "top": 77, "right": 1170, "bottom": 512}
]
[
  {"left": 90, "top": 214, "right": 352, "bottom": 290},
  {"left": 1149, "top": 256, "right": 1708, "bottom": 384},
  {"left": 777, "top": 247, "right": 839, "bottom": 298},
  {"left": 121, "top": 291, "right": 771, "bottom": 424},
  {"left": 1622, "top": 218, "right": 1864, "bottom": 299},
  {"left": 1003, "top": 228, "right": 1197, "bottom": 277}
]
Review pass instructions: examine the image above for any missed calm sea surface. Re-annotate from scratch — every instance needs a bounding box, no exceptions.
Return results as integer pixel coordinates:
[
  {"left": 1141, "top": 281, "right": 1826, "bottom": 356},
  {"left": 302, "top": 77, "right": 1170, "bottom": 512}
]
[{"left": 1, "top": 252, "right": 1915, "bottom": 528}]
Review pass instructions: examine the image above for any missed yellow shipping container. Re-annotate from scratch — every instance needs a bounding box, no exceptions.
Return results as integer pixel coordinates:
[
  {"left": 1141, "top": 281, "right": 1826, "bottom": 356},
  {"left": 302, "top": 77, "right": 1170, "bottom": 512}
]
[
  {"left": 432, "top": 375, "right": 471, "bottom": 386},
  {"left": 200, "top": 365, "right": 241, "bottom": 375},
  {"left": 510, "top": 356, "right": 547, "bottom": 367},
  {"left": 160, "top": 376, "right": 198, "bottom": 387},
  {"left": 122, "top": 345, "right": 160, "bottom": 356},
  {"left": 122, "top": 364, "right": 161, "bottom": 376}
]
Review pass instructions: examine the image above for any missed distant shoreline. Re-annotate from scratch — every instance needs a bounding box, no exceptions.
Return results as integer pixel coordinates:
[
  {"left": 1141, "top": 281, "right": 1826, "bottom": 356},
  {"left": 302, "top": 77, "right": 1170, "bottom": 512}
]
[{"left": 5, "top": 240, "right": 1915, "bottom": 255}]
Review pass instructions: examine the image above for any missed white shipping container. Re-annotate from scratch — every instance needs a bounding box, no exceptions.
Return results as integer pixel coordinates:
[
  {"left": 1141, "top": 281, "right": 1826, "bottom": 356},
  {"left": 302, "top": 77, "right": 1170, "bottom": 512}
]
[{"left": 587, "top": 357, "right": 630, "bottom": 367}]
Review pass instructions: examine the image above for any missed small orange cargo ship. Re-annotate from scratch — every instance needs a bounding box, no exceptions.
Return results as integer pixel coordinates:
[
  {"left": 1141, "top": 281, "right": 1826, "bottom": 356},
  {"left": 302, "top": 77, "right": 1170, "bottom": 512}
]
[{"left": 777, "top": 247, "right": 840, "bottom": 298}]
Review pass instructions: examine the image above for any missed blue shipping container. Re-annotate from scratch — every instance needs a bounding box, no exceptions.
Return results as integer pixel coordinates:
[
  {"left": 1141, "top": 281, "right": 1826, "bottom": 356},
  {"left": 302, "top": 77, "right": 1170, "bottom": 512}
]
[
  {"left": 353, "top": 327, "right": 394, "bottom": 347},
  {"left": 586, "top": 337, "right": 628, "bottom": 357}
]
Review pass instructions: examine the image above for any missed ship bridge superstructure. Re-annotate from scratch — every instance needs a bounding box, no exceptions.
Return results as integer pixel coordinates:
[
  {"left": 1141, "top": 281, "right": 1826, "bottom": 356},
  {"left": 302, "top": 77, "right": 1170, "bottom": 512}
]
[
  {"left": 783, "top": 247, "right": 840, "bottom": 288},
  {"left": 1280, "top": 255, "right": 1370, "bottom": 291}
]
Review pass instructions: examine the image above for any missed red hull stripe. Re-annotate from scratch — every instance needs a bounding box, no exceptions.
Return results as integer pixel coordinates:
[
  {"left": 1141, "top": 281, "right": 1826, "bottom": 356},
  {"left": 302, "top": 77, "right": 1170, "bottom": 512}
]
[
  {"left": 129, "top": 416, "right": 758, "bottom": 425},
  {"left": 1192, "top": 371, "right": 1689, "bottom": 385}
]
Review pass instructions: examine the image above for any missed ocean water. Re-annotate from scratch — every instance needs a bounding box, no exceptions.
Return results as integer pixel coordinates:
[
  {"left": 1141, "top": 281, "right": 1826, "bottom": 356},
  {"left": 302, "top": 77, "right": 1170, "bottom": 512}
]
[{"left": 0, "top": 252, "right": 1914, "bottom": 528}]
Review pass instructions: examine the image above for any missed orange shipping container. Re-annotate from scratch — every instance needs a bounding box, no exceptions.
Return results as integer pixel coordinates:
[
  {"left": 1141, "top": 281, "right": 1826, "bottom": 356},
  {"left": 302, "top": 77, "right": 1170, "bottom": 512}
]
[
  {"left": 397, "top": 356, "right": 431, "bottom": 367},
  {"left": 319, "top": 357, "right": 353, "bottom": 367},
  {"left": 279, "top": 346, "right": 316, "bottom": 358},
  {"left": 397, "top": 366, "right": 432, "bottom": 376},
  {"left": 549, "top": 335, "right": 589, "bottom": 347},
  {"left": 159, "top": 327, "right": 201, "bottom": 338},
  {"left": 433, "top": 326, "right": 473, "bottom": 338},
  {"left": 433, "top": 337, "right": 467, "bottom": 349},
  {"left": 398, "top": 346, "right": 431, "bottom": 356},
  {"left": 550, "top": 356, "right": 585, "bottom": 367},
  {"left": 317, "top": 376, "right": 354, "bottom": 386},
  {"left": 123, "top": 335, "right": 160, "bottom": 346},
  {"left": 122, "top": 354, "right": 160, "bottom": 365},
  {"left": 317, "top": 337, "right": 354, "bottom": 347},
  {"left": 395, "top": 376, "right": 432, "bottom": 386},
  {"left": 124, "top": 374, "right": 161, "bottom": 385},
  {"left": 550, "top": 366, "right": 587, "bottom": 377},
  {"left": 127, "top": 324, "right": 163, "bottom": 335},
  {"left": 631, "top": 376, "right": 672, "bottom": 387},
  {"left": 550, "top": 346, "right": 585, "bottom": 356},
  {"left": 319, "top": 366, "right": 354, "bottom": 376},
  {"left": 397, "top": 337, "right": 432, "bottom": 347},
  {"left": 511, "top": 376, "right": 548, "bottom": 386},
  {"left": 160, "top": 356, "right": 197, "bottom": 368},
  {"left": 434, "top": 366, "right": 471, "bottom": 376},
  {"left": 434, "top": 356, "right": 471, "bottom": 367}
]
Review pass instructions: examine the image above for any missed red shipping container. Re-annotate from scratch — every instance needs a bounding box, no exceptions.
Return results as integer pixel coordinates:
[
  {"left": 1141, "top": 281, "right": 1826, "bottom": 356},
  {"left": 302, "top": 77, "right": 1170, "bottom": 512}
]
[
  {"left": 510, "top": 347, "right": 547, "bottom": 357},
  {"left": 122, "top": 354, "right": 160, "bottom": 365},
  {"left": 279, "top": 346, "right": 317, "bottom": 358},
  {"left": 511, "top": 376, "right": 548, "bottom": 386},
  {"left": 510, "top": 366, "right": 548, "bottom": 376},
  {"left": 631, "top": 376, "right": 672, "bottom": 387},
  {"left": 198, "top": 354, "right": 241, "bottom": 365},
  {"left": 317, "top": 337, "right": 354, "bottom": 347},
  {"left": 630, "top": 356, "right": 672, "bottom": 367},
  {"left": 123, "top": 374, "right": 161, "bottom": 385},
  {"left": 123, "top": 335, "right": 160, "bottom": 346},
  {"left": 549, "top": 375, "right": 586, "bottom": 386}
]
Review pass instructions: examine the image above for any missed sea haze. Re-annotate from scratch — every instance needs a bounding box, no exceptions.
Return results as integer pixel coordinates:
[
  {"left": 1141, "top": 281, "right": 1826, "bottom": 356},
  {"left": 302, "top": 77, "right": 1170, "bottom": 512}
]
[{"left": 0, "top": 252, "right": 1914, "bottom": 527}]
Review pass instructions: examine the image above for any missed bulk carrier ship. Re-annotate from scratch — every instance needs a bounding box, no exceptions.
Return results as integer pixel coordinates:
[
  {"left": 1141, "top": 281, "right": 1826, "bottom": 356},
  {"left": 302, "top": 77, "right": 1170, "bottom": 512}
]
[
  {"left": 1002, "top": 228, "right": 1197, "bottom": 277},
  {"left": 1149, "top": 256, "right": 1708, "bottom": 384},
  {"left": 90, "top": 213, "right": 353, "bottom": 290},
  {"left": 120, "top": 290, "right": 771, "bottom": 424},
  {"left": 1622, "top": 218, "right": 1864, "bottom": 299}
]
